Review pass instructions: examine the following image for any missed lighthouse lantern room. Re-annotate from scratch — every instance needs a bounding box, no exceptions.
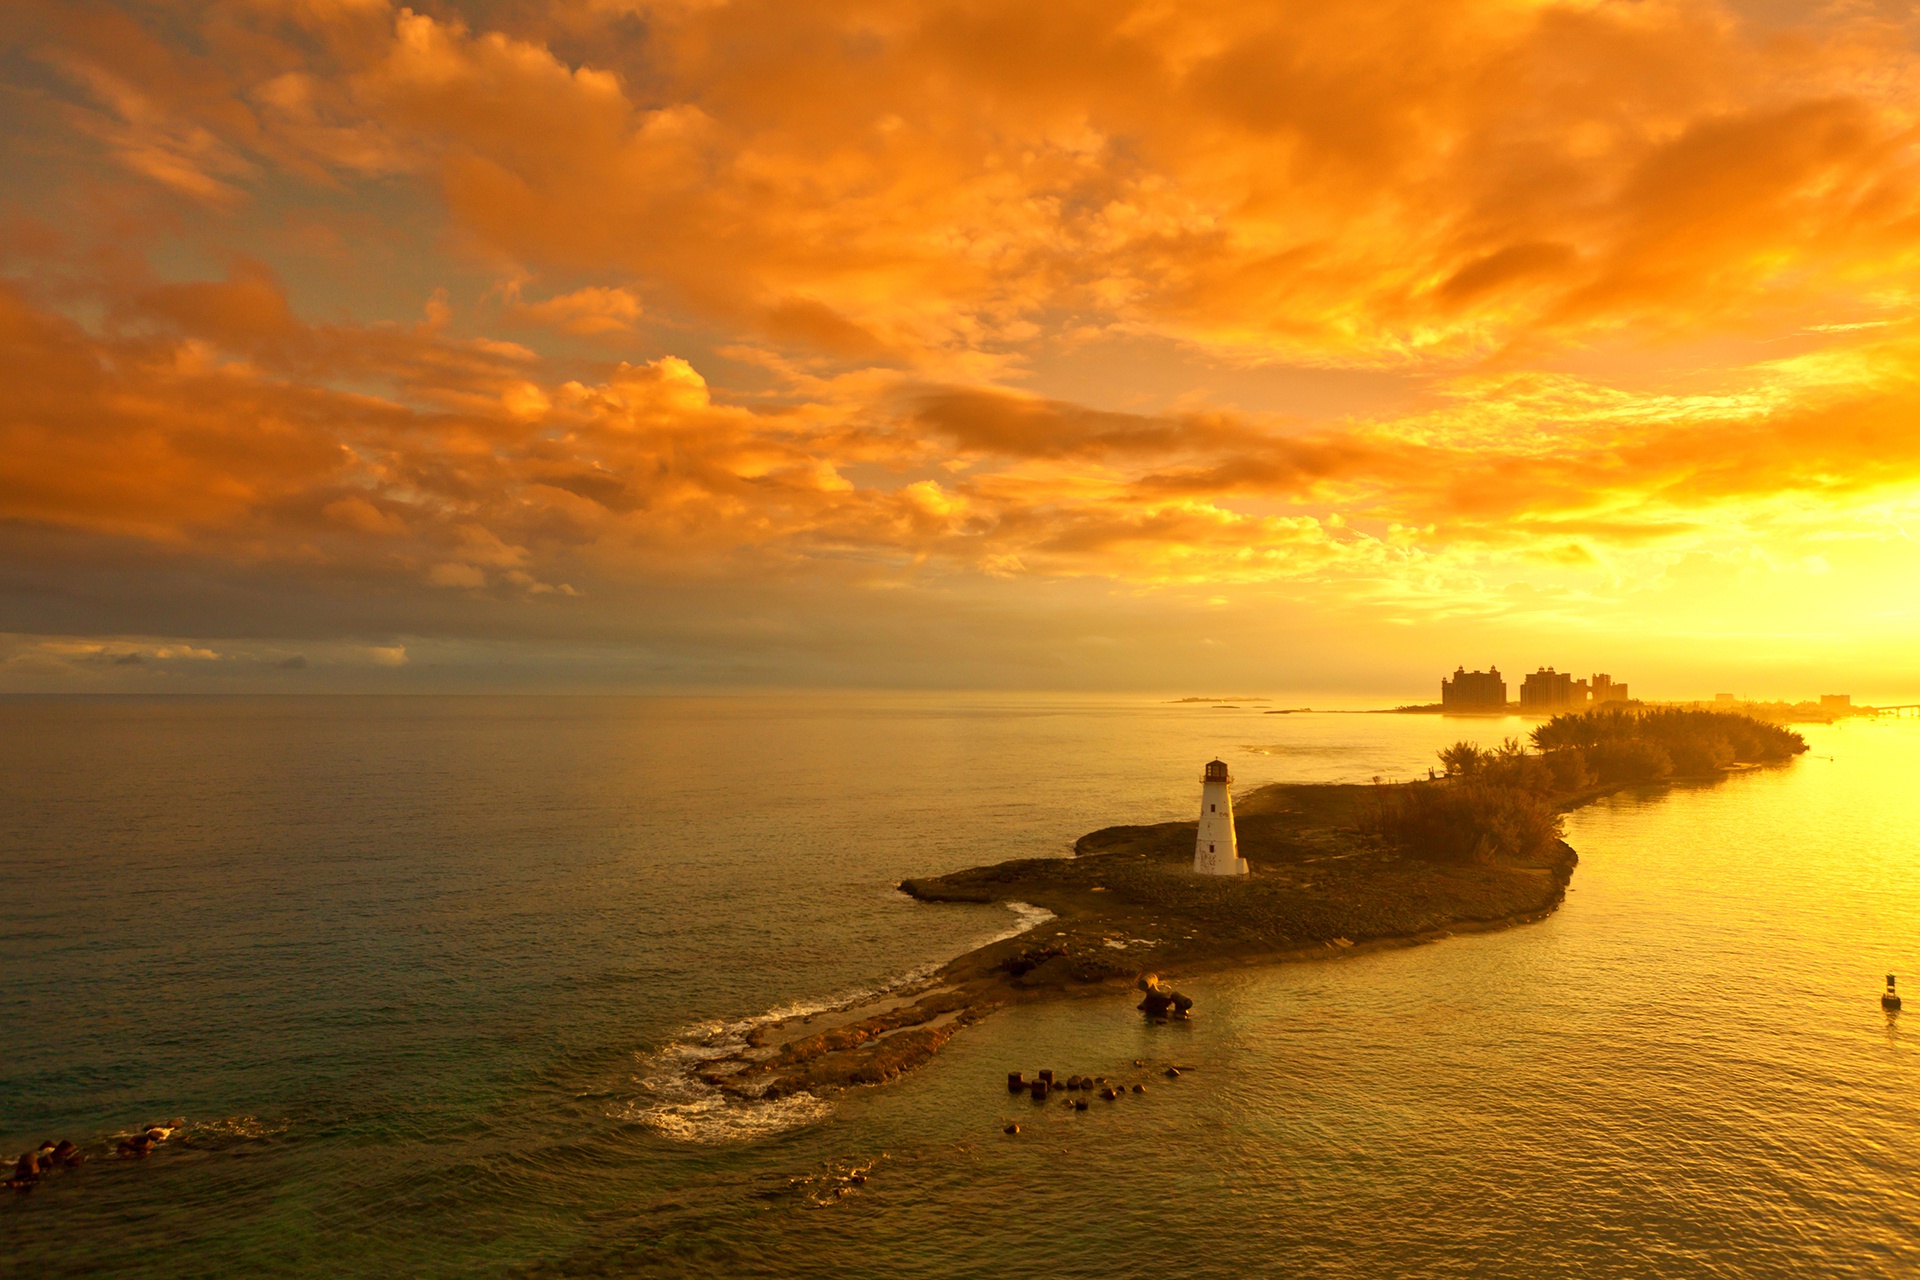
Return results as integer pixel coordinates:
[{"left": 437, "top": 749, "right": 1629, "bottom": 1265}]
[{"left": 1194, "top": 759, "right": 1249, "bottom": 876}]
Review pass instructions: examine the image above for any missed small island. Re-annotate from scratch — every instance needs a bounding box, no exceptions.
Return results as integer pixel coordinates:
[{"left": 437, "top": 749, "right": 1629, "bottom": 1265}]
[{"left": 697, "top": 709, "right": 1805, "bottom": 1102}]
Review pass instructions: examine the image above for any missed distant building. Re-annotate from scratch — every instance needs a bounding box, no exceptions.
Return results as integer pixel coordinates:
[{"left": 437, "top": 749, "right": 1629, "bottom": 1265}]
[
  {"left": 1441, "top": 666, "right": 1507, "bottom": 712},
  {"left": 1821, "top": 694, "right": 1851, "bottom": 711},
  {"left": 1193, "top": 759, "right": 1247, "bottom": 876},
  {"left": 1590, "top": 673, "right": 1630, "bottom": 705},
  {"left": 1520, "top": 667, "right": 1586, "bottom": 713},
  {"left": 1716, "top": 693, "right": 1736, "bottom": 705}
]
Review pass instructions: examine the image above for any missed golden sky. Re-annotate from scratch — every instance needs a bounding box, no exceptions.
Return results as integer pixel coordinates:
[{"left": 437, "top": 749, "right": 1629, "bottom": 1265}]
[{"left": 3, "top": 0, "right": 1920, "bottom": 694}]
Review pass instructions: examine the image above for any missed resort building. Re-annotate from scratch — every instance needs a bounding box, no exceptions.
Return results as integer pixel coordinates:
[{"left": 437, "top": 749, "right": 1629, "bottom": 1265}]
[
  {"left": 1590, "top": 674, "right": 1630, "bottom": 704},
  {"left": 1441, "top": 666, "right": 1508, "bottom": 712},
  {"left": 1519, "top": 667, "right": 1585, "bottom": 713},
  {"left": 1518, "top": 667, "right": 1633, "bottom": 713}
]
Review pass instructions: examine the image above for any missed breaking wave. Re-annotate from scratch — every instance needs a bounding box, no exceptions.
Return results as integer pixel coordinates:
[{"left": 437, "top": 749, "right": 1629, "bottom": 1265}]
[{"left": 619, "top": 900, "right": 1055, "bottom": 1144}]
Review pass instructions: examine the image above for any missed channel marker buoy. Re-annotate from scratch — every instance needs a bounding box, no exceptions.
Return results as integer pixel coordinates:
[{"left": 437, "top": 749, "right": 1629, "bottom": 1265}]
[{"left": 1883, "top": 973, "right": 1902, "bottom": 1012}]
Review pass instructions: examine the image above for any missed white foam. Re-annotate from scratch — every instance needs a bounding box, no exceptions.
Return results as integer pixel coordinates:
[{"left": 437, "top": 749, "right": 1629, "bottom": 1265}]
[
  {"left": 987, "top": 900, "right": 1057, "bottom": 945},
  {"left": 623, "top": 899, "right": 1055, "bottom": 1144}
]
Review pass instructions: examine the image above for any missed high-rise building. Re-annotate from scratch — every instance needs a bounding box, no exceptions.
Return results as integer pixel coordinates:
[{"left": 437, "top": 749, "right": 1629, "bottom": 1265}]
[
  {"left": 1441, "top": 666, "right": 1507, "bottom": 712},
  {"left": 1590, "top": 674, "right": 1630, "bottom": 704},
  {"left": 1520, "top": 667, "right": 1587, "bottom": 713}
]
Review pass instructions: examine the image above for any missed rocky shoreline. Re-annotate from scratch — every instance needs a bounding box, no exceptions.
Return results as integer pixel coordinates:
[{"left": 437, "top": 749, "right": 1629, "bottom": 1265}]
[{"left": 687, "top": 780, "right": 1580, "bottom": 1103}]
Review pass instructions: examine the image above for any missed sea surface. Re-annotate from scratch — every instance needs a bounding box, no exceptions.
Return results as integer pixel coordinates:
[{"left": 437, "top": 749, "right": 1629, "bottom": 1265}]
[{"left": 3, "top": 694, "right": 1917, "bottom": 1277}]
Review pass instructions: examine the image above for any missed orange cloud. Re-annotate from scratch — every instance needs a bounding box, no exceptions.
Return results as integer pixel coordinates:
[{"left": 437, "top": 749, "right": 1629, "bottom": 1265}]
[
  {"left": 508, "top": 285, "right": 643, "bottom": 335},
  {"left": 6, "top": 0, "right": 1920, "bottom": 689}
]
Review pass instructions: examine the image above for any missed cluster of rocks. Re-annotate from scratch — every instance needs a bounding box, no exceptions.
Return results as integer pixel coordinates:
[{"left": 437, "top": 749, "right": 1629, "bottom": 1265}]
[
  {"left": 7, "top": 1140, "right": 84, "bottom": 1192},
  {"left": 1003, "top": 1063, "right": 1179, "bottom": 1128},
  {"left": 5, "top": 1123, "right": 179, "bottom": 1192},
  {"left": 1135, "top": 973, "right": 1194, "bottom": 1019},
  {"left": 116, "top": 1125, "right": 176, "bottom": 1159}
]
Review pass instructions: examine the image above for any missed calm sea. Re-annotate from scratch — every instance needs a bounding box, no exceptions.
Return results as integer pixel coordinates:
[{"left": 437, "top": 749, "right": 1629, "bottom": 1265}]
[{"left": 3, "top": 695, "right": 1917, "bottom": 1276}]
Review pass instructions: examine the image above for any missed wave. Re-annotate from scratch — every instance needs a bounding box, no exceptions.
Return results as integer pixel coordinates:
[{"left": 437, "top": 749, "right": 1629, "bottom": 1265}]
[{"left": 618, "top": 900, "right": 1056, "bottom": 1144}]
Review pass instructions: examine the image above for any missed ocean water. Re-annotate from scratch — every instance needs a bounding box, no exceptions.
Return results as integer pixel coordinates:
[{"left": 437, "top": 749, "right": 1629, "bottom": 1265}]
[{"left": 2, "top": 694, "right": 1917, "bottom": 1277}]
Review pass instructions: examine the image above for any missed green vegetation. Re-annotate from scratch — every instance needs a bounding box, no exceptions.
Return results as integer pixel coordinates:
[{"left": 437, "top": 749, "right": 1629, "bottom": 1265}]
[
  {"left": 1531, "top": 706, "right": 1807, "bottom": 777},
  {"left": 1369, "top": 708, "right": 1807, "bottom": 865}
]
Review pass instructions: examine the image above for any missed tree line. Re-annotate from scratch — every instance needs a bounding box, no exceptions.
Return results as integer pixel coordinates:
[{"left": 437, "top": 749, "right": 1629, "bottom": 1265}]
[{"left": 1367, "top": 708, "right": 1808, "bottom": 864}]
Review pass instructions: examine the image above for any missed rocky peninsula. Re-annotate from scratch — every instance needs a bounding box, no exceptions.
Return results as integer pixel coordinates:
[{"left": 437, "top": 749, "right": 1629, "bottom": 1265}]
[
  {"left": 688, "top": 707, "right": 1806, "bottom": 1106},
  {"left": 697, "top": 780, "right": 1577, "bottom": 1103}
]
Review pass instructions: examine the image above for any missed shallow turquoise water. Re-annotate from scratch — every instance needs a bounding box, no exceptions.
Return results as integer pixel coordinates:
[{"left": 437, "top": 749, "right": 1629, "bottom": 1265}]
[{"left": 3, "top": 696, "right": 1917, "bottom": 1275}]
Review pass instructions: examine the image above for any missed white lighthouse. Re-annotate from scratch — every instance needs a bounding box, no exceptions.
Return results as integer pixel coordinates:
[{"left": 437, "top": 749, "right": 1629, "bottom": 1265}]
[{"left": 1194, "top": 759, "right": 1248, "bottom": 876}]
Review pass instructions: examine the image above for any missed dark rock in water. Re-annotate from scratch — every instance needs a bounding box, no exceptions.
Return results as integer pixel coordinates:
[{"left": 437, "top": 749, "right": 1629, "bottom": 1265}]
[
  {"left": 14, "top": 1152, "right": 40, "bottom": 1181},
  {"left": 54, "top": 1141, "right": 82, "bottom": 1168},
  {"left": 848, "top": 1173, "right": 867, "bottom": 1185},
  {"left": 1073, "top": 1099, "right": 1089, "bottom": 1111},
  {"left": 1137, "top": 992, "right": 1174, "bottom": 1016},
  {"left": 1100, "top": 1087, "right": 1118, "bottom": 1101},
  {"left": 1134, "top": 1059, "right": 1146, "bottom": 1067},
  {"left": 1004, "top": 1123, "right": 1021, "bottom": 1135},
  {"left": 1164, "top": 1067, "right": 1181, "bottom": 1078},
  {"left": 117, "top": 1135, "right": 153, "bottom": 1159},
  {"left": 1170, "top": 992, "right": 1195, "bottom": 1012},
  {"left": 1066, "top": 1075, "right": 1082, "bottom": 1090},
  {"left": 1131, "top": 1083, "right": 1146, "bottom": 1094},
  {"left": 1037, "top": 1069, "right": 1054, "bottom": 1085},
  {"left": 1007, "top": 1071, "right": 1025, "bottom": 1091},
  {"left": 1029, "top": 1080, "right": 1049, "bottom": 1100}
]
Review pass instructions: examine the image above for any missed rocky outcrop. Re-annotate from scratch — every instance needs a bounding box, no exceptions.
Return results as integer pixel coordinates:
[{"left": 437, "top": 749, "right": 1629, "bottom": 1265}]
[
  {"left": 8, "top": 1137, "right": 94, "bottom": 1191},
  {"left": 717, "top": 781, "right": 1583, "bottom": 1109}
]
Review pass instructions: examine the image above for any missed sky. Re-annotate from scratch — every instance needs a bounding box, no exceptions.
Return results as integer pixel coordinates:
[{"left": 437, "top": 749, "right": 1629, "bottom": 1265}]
[{"left": 3, "top": 0, "right": 1920, "bottom": 698}]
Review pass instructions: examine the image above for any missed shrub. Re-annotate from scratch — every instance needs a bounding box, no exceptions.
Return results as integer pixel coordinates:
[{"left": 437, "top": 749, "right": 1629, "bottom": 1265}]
[
  {"left": 1439, "top": 741, "right": 1489, "bottom": 776},
  {"left": 1368, "top": 777, "right": 1565, "bottom": 864},
  {"left": 1385, "top": 707, "right": 1803, "bottom": 863},
  {"left": 1667, "top": 732, "right": 1736, "bottom": 775},
  {"left": 1531, "top": 707, "right": 1805, "bottom": 763},
  {"left": 1542, "top": 748, "right": 1591, "bottom": 793},
  {"left": 1586, "top": 738, "right": 1672, "bottom": 785}
]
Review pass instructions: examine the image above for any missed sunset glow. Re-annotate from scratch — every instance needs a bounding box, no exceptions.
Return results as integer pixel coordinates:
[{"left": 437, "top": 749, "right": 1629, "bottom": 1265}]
[{"left": 6, "top": 0, "right": 1920, "bottom": 693}]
